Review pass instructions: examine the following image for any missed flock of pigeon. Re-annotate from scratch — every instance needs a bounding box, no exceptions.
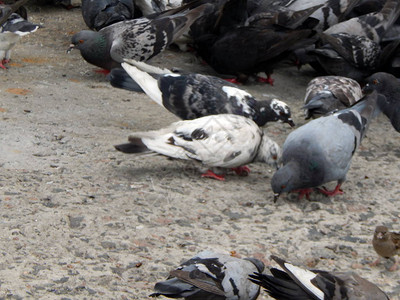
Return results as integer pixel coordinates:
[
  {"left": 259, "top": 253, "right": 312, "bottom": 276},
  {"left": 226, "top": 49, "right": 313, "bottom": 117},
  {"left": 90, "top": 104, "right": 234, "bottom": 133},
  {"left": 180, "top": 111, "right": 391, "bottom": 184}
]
[{"left": 1, "top": 0, "right": 400, "bottom": 299}]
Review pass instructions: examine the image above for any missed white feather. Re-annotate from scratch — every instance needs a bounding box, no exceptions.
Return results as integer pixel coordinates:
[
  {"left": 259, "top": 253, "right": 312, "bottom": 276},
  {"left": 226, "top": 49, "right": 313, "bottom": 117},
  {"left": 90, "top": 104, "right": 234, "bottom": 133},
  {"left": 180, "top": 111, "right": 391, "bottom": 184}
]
[
  {"left": 284, "top": 262, "right": 324, "bottom": 300},
  {"left": 121, "top": 62, "right": 164, "bottom": 107}
]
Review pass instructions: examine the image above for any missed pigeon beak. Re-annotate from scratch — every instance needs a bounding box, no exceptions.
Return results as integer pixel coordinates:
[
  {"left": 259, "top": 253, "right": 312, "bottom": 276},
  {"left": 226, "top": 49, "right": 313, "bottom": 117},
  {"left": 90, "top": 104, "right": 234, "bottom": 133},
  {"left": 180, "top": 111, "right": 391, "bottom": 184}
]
[
  {"left": 66, "top": 44, "right": 75, "bottom": 54},
  {"left": 287, "top": 119, "right": 295, "bottom": 127},
  {"left": 376, "top": 232, "right": 383, "bottom": 239},
  {"left": 273, "top": 193, "right": 280, "bottom": 203}
]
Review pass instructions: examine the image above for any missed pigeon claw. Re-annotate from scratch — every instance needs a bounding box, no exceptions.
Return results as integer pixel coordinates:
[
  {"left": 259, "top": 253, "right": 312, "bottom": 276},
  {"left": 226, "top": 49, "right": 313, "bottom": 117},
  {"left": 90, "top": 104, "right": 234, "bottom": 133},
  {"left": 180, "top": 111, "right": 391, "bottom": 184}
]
[
  {"left": 224, "top": 78, "right": 241, "bottom": 85},
  {"left": 231, "top": 166, "right": 250, "bottom": 176},
  {"left": 317, "top": 184, "right": 343, "bottom": 196},
  {"left": 292, "top": 188, "right": 314, "bottom": 200},
  {"left": 201, "top": 170, "right": 225, "bottom": 181},
  {"left": 257, "top": 75, "right": 274, "bottom": 86}
]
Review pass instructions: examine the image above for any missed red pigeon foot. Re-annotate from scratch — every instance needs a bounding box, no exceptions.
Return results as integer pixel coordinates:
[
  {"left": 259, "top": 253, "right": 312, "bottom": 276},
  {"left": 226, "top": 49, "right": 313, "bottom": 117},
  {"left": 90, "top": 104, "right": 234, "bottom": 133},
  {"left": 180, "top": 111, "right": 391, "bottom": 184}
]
[
  {"left": 231, "top": 166, "right": 250, "bottom": 176},
  {"left": 201, "top": 170, "right": 225, "bottom": 181},
  {"left": 317, "top": 184, "right": 343, "bottom": 196},
  {"left": 94, "top": 68, "right": 111, "bottom": 75},
  {"left": 292, "top": 188, "right": 314, "bottom": 200},
  {"left": 257, "top": 75, "right": 274, "bottom": 86}
]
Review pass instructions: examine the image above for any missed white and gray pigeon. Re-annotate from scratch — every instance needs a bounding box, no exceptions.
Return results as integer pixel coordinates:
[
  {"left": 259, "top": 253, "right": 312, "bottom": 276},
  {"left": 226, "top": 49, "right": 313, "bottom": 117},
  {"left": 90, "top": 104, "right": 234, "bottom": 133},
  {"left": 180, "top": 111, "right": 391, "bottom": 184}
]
[
  {"left": 68, "top": 3, "right": 209, "bottom": 70},
  {"left": 324, "top": 0, "right": 400, "bottom": 43},
  {"left": 271, "top": 90, "right": 382, "bottom": 201},
  {"left": 0, "top": 8, "right": 39, "bottom": 69},
  {"left": 249, "top": 255, "right": 389, "bottom": 300},
  {"left": 303, "top": 75, "right": 363, "bottom": 119},
  {"left": 309, "top": 0, "right": 400, "bottom": 80},
  {"left": 115, "top": 114, "right": 281, "bottom": 180},
  {"left": 119, "top": 60, "right": 295, "bottom": 127},
  {"left": 150, "top": 250, "right": 265, "bottom": 300},
  {"left": 363, "top": 72, "right": 400, "bottom": 132},
  {"left": 81, "top": 0, "right": 136, "bottom": 31}
]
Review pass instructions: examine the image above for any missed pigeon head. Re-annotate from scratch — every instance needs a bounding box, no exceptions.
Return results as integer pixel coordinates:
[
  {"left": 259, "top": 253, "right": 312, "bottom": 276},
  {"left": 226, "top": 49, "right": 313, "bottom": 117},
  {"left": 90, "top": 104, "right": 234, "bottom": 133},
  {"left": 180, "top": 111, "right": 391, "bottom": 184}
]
[
  {"left": 363, "top": 72, "right": 399, "bottom": 95},
  {"left": 257, "top": 99, "right": 295, "bottom": 127},
  {"left": 374, "top": 226, "right": 390, "bottom": 241},
  {"left": 271, "top": 161, "right": 302, "bottom": 201},
  {"left": 68, "top": 30, "right": 115, "bottom": 70}
]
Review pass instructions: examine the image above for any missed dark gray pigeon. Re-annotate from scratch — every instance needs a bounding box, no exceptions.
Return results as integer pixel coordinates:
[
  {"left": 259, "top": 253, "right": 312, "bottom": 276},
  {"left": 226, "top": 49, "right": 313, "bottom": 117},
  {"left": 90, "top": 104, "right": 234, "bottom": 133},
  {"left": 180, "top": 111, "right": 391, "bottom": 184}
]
[
  {"left": 115, "top": 114, "right": 281, "bottom": 180},
  {"left": 0, "top": 8, "right": 40, "bottom": 69},
  {"left": 81, "top": 0, "right": 136, "bottom": 31},
  {"left": 68, "top": 3, "right": 209, "bottom": 70},
  {"left": 303, "top": 75, "right": 363, "bottom": 119},
  {"left": 249, "top": 255, "right": 389, "bottom": 300},
  {"left": 119, "top": 60, "right": 295, "bottom": 127},
  {"left": 271, "top": 90, "right": 382, "bottom": 201},
  {"left": 150, "top": 250, "right": 265, "bottom": 299},
  {"left": 363, "top": 72, "right": 400, "bottom": 132}
]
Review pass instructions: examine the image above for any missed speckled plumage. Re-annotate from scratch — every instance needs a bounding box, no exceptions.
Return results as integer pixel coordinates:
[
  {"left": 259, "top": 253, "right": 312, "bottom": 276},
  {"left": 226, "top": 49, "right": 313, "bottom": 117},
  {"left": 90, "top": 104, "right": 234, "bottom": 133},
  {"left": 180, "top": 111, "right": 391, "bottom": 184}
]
[
  {"left": 115, "top": 114, "right": 281, "bottom": 176},
  {"left": 303, "top": 75, "right": 363, "bottom": 119},
  {"left": 69, "top": 3, "right": 209, "bottom": 70},
  {"left": 119, "top": 60, "right": 295, "bottom": 127},
  {"left": 150, "top": 250, "right": 264, "bottom": 300}
]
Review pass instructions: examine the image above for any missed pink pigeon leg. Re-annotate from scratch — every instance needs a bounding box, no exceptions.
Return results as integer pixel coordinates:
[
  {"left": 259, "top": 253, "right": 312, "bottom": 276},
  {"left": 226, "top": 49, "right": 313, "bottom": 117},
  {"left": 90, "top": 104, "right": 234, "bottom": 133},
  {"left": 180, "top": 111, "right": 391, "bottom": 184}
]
[{"left": 231, "top": 166, "right": 250, "bottom": 176}]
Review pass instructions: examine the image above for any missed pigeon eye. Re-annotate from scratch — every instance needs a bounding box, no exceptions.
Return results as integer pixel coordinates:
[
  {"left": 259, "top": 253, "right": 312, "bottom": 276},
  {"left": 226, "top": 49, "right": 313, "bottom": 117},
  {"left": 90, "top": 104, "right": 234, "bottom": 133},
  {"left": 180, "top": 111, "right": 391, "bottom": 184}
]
[
  {"left": 79, "top": 39, "right": 84, "bottom": 44},
  {"left": 279, "top": 111, "right": 285, "bottom": 116},
  {"left": 281, "top": 185, "right": 286, "bottom": 189},
  {"left": 372, "top": 79, "right": 379, "bottom": 85},
  {"left": 272, "top": 155, "right": 278, "bottom": 160}
]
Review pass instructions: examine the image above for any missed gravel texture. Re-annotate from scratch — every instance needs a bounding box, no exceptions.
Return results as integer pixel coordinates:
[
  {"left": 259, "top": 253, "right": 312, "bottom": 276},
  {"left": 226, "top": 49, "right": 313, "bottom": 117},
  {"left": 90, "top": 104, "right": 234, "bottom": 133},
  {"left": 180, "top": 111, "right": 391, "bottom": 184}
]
[{"left": 1, "top": 4, "right": 400, "bottom": 299}]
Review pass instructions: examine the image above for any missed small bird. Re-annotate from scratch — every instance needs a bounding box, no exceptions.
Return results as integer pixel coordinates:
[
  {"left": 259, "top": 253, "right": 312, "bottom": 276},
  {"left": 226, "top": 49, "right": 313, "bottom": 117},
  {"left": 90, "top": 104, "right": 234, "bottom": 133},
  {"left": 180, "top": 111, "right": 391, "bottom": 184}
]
[
  {"left": 271, "top": 90, "right": 381, "bottom": 201},
  {"left": 303, "top": 75, "right": 363, "bottom": 119},
  {"left": 115, "top": 114, "right": 281, "bottom": 180},
  {"left": 68, "top": 3, "right": 209, "bottom": 71},
  {"left": 372, "top": 225, "right": 400, "bottom": 271},
  {"left": 119, "top": 60, "right": 295, "bottom": 127},
  {"left": 249, "top": 255, "right": 389, "bottom": 300},
  {"left": 150, "top": 250, "right": 264, "bottom": 299},
  {"left": 81, "top": 0, "right": 136, "bottom": 31},
  {"left": 0, "top": 7, "right": 40, "bottom": 69},
  {"left": 363, "top": 72, "right": 400, "bottom": 132}
]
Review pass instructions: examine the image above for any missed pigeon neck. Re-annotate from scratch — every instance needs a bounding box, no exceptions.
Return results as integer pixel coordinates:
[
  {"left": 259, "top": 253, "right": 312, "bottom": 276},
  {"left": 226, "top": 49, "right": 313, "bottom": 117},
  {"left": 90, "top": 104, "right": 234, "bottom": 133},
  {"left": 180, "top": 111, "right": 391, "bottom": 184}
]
[{"left": 253, "top": 100, "right": 277, "bottom": 126}]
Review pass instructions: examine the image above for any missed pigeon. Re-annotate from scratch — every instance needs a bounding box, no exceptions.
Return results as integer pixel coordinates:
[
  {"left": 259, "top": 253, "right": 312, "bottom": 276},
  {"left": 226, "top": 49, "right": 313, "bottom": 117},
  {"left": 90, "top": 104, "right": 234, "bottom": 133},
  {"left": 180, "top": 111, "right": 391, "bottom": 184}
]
[
  {"left": 149, "top": 250, "right": 265, "bottom": 299},
  {"left": 371, "top": 225, "right": 400, "bottom": 272},
  {"left": 249, "top": 255, "right": 389, "bottom": 300},
  {"left": 119, "top": 60, "right": 295, "bottom": 127},
  {"left": 0, "top": 0, "right": 28, "bottom": 26},
  {"left": 309, "top": 0, "right": 400, "bottom": 80},
  {"left": 0, "top": 7, "right": 40, "bottom": 69},
  {"left": 271, "top": 90, "right": 381, "bottom": 201},
  {"left": 114, "top": 114, "right": 281, "bottom": 180},
  {"left": 68, "top": 3, "right": 209, "bottom": 71},
  {"left": 324, "top": 0, "right": 400, "bottom": 44},
  {"left": 81, "top": 0, "right": 136, "bottom": 31},
  {"left": 303, "top": 75, "right": 363, "bottom": 119},
  {"left": 363, "top": 72, "right": 400, "bottom": 132}
]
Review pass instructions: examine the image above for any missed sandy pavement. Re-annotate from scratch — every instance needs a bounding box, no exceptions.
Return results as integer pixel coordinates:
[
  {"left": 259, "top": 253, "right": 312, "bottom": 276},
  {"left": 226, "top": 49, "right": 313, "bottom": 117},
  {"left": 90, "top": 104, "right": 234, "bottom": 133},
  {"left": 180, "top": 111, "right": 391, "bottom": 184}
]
[{"left": 0, "top": 4, "right": 400, "bottom": 299}]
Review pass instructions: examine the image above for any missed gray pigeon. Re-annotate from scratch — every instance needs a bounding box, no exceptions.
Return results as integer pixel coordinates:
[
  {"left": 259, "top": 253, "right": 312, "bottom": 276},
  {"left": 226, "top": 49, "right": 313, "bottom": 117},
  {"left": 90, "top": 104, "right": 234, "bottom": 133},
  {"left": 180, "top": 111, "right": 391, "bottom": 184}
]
[
  {"left": 115, "top": 114, "right": 281, "bottom": 180},
  {"left": 271, "top": 90, "right": 381, "bottom": 201},
  {"left": 81, "top": 0, "right": 136, "bottom": 31},
  {"left": 0, "top": 8, "right": 40, "bottom": 69},
  {"left": 303, "top": 75, "right": 363, "bottom": 119},
  {"left": 363, "top": 72, "right": 400, "bottom": 132},
  {"left": 119, "top": 60, "right": 295, "bottom": 127},
  {"left": 150, "top": 250, "right": 265, "bottom": 299},
  {"left": 68, "top": 3, "right": 209, "bottom": 70},
  {"left": 249, "top": 255, "right": 389, "bottom": 300}
]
